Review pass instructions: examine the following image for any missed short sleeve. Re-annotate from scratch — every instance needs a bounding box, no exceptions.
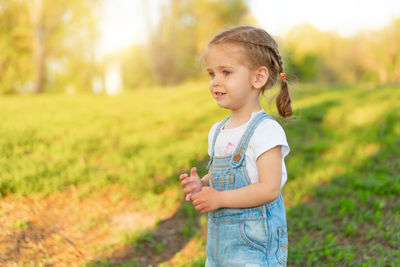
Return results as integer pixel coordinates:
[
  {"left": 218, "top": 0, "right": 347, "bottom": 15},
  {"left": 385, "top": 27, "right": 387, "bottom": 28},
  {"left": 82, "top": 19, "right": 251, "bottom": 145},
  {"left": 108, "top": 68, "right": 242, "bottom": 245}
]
[
  {"left": 251, "top": 119, "right": 290, "bottom": 160},
  {"left": 208, "top": 122, "right": 220, "bottom": 157}
]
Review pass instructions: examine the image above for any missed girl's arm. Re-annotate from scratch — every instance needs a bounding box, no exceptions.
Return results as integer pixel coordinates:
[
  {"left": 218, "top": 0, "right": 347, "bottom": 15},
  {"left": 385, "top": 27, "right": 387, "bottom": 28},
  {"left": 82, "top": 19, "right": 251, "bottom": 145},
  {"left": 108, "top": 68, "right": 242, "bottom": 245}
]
[{"left": 191, "top": 146, "right": 282, "bottom": 213}]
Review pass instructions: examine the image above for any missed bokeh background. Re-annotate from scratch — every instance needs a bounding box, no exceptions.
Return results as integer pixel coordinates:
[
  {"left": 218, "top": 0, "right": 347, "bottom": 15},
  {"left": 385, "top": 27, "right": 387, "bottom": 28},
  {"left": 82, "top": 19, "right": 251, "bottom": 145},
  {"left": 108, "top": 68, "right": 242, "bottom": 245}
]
[{"left": 0, "top": 0, "right": 399, "bottom": 266}]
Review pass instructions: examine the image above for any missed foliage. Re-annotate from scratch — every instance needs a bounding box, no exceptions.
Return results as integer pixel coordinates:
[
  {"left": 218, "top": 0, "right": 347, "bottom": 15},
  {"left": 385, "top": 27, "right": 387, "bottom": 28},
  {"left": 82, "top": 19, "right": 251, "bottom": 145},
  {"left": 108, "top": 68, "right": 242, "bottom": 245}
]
[
  {"left": 121, "top": 45, "right": 155, "bottom": 89},
  {"left": 121, "top": 16, "right": 400, "bottom": 88},
  {"left": 0, "top": 0, "right": 100, "bottom": 94},
  {"left": 1, "top": 1, "right": 400, "bottom": 93},
  {"left": 128, "top": 0, "right": 255, "bottom": 87},
  {"left": 121, "top": 15, "right": 400, "bottom": 89},
  {"left": 0, "top": 0, "right": 33, "bottom": 94},
  {"left": 281, "top": 20, "right": 400, "bottom": 84}
]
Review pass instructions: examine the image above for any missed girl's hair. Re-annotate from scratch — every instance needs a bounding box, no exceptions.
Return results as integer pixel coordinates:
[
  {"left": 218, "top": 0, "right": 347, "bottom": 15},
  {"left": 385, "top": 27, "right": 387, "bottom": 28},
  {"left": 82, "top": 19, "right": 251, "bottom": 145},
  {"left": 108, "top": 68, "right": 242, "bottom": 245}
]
[{"left": 208, "top": 26, "right": 293, "bottom": 118}]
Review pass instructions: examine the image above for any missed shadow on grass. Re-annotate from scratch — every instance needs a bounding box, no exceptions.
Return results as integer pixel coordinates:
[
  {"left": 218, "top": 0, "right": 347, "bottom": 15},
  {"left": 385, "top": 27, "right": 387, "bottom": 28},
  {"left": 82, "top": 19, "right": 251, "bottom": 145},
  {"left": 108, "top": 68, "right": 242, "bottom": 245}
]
[
  {"left": 281, "top": 100, "right": 339, "bottom": 183},
  {"left": 83, "top": 160, "right": 210, "bottom": 267},
  {"left": 83, "top": 202, "right": 204, "bottom": 267},
  {"left": 287, "top": 110, "right": 400, "bottom": 266}
]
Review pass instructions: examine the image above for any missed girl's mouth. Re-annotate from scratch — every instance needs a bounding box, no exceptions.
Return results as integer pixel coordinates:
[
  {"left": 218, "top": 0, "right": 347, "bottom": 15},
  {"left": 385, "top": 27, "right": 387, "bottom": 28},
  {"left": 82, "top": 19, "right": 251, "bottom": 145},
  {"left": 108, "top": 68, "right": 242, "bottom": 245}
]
[{"left": 214, "top": 92, "right": 226, "bottom": 97}]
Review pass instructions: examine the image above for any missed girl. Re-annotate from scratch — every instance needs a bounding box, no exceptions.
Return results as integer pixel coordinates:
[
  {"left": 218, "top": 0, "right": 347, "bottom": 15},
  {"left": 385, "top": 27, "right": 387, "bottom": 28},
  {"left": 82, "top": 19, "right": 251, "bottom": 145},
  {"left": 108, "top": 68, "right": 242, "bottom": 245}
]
[{"left": 180, "top": 25, "right": 292, "bottom": 267}]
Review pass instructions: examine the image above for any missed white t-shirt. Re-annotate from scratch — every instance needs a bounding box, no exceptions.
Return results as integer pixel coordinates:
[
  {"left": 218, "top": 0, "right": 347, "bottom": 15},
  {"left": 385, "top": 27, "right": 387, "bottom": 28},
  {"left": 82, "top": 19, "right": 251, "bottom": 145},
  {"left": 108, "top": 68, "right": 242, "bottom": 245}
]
[{"left": 208, "top": 110, "right": 290, "bottom": 189}]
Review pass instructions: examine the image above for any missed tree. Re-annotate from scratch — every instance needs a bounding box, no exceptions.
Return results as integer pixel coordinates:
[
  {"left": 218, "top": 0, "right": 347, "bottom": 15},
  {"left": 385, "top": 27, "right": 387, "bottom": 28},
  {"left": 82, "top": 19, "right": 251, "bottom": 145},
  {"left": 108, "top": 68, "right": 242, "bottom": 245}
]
[
  {"left": 142, "top": 0, "right": 254, "bottom": 86},
  {"left": 29, "top": 0, "right": 45, "bottom": 93},
  {"left": 0, "top": 0, "right": 100, "bottom": 94},
  {"left": 0, "top": 0, "right": 33, "bottom": 94}
]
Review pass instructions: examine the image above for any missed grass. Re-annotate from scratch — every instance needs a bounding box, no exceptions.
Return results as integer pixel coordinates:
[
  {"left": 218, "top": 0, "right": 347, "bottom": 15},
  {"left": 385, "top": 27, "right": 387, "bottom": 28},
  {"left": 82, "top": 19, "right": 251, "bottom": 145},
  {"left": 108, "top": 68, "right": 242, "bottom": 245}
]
[
  {"left": 284, "top": 83, "right": 400, "bottom": 266},
  {"left": 0, "top": 81, "right": 399, "bottom": 266},
  {"left": 0, "top": 82, "right": 225, "bottom": 197}
]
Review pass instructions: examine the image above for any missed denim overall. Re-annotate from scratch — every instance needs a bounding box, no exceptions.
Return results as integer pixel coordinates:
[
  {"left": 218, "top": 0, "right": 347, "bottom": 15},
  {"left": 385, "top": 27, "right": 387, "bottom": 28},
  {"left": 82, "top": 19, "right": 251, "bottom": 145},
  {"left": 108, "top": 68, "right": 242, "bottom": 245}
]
[{"left": 205, "top": 111, "right": 288, "bottom": 267}]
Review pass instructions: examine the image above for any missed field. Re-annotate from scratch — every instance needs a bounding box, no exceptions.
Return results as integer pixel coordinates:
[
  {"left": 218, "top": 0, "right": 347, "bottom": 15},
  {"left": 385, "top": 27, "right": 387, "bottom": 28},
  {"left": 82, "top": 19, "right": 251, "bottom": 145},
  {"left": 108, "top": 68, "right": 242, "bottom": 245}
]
[{"left": 0, "top": 82, "right": 399, "bottom": 266}]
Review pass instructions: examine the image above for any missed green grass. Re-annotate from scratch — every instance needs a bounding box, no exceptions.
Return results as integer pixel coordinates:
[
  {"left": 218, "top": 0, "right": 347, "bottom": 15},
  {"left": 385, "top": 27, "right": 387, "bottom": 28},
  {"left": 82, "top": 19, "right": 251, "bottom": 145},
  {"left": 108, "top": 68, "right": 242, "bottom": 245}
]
[
  {"left": 1, "top": 82, "right": 399, "bottom": 266},
  {"left": 0, "top": 82, "right": 226, "bottom": 197},
  {"left": 284, "top": 83, "right": 400, "bottom": 266}
]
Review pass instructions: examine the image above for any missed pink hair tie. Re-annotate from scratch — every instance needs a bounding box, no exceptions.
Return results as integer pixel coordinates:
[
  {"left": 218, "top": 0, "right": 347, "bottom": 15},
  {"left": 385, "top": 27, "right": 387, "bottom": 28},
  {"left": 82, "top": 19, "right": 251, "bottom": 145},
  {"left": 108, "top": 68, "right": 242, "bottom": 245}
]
[{"left": 280, "top": 72, "right": 287, "bottom": 80}]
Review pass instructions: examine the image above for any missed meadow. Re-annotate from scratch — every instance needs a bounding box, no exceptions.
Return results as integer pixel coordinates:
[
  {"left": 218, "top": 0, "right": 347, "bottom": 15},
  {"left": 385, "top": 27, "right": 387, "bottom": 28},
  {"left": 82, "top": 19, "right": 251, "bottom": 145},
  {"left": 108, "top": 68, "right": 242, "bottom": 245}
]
[{"left": 0, "top": 82, "right": 399, "bottom": 266}]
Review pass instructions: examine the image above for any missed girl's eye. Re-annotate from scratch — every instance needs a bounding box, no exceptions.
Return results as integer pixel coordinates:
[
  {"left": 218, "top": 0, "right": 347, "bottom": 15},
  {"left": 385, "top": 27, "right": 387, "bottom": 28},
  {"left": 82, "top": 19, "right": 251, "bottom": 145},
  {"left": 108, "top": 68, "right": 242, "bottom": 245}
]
[
  {"left": 223, "top": 70, "right": 231, "bottom": 76},
  {"left": 208, "top": 72, "right": 215, "bottom": 78}
]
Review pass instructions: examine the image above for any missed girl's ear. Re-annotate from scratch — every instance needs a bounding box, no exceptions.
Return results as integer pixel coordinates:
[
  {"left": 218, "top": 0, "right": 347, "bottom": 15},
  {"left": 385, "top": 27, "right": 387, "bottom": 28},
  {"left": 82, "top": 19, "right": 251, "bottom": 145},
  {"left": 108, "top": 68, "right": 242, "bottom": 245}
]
[{"left": 252, "top": 66, "right": 269, "bottom": 89}]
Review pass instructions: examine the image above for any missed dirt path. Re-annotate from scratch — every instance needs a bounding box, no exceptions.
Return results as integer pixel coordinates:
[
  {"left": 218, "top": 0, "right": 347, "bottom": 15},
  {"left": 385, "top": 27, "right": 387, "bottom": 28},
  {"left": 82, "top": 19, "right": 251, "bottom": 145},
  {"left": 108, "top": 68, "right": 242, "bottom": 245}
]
[{"left": 0, "top": 185, "right": 202, "bottom": 266}]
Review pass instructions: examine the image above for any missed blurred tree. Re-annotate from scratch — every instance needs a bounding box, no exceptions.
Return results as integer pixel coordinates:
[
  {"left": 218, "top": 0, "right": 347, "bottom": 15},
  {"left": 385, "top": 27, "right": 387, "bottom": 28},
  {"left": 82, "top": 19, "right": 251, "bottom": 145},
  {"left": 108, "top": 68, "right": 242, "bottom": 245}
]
[
  {"left": 362, "top": 19, "right": 400, "bottom": 84},
  {"left": 121, "top": 45, "right": 155, "bottom": 89},
  {"left": 49, "top": 0, "right": 101, "bottom": 93},
  {"left": 29, "top": 0, "right": 45, "bottom": 93},
  {"left": 282, "top": 24, "right": 324, "bottom": 82},
  {"left": 2, "top": 1, "right": 399, "bottom": 94},
  {"left": 282, "top": 20, "right": 400, "bottom": 85},
  {"left": 0, "top": 0, "right": 33, "bottom": 94},
  {"left": 128, "top": 0, "right": 255, "bottom": 87},
  {"left": 34, "top": 0, "right": 100, "bottom": 93},
  {"left": 0, "top": 0, "right": 100, "bottom": 94}
]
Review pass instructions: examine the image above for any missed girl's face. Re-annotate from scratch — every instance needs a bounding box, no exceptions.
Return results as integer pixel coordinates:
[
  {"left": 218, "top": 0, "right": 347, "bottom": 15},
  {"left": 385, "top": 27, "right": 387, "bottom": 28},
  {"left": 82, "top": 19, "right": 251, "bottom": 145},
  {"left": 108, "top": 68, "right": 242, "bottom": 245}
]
[{"left": 205, "top": 44, "right": 260, "bottom": 112}]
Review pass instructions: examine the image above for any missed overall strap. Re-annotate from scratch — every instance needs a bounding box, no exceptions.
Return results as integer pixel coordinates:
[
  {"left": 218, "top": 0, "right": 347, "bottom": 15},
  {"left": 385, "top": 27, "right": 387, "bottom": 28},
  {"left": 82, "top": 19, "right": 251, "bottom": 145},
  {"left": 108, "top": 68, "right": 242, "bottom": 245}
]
[
  {"left": 207, "top": 116, "right": 230, "bottom": 170},
  {"left": 230, "top": 111, "right": 274, "bottom": 168}
]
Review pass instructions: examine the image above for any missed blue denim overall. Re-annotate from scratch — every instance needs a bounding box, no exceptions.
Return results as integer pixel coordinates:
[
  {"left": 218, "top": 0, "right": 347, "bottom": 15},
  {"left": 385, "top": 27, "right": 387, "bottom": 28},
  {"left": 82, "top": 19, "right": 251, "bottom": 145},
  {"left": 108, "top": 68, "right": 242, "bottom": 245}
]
[{"left": 205, "top": 111, "right": 288, "bottom": 267}]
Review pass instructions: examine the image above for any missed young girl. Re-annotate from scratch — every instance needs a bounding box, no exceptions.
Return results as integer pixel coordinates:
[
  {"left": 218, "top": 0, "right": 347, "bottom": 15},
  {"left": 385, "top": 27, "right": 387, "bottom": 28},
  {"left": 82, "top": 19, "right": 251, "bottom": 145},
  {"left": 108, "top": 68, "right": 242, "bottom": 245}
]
[{"left": 179, "top": 25, "right": 292, "bottom": 267}]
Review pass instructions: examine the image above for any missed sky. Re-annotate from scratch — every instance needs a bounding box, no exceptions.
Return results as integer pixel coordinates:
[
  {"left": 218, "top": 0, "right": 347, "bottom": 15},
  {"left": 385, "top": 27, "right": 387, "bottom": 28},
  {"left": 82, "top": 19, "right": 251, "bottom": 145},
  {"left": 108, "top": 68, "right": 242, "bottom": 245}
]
[
  {"left": 97, "top": 0, "right": 400, "bottom": 56},
  {"left": 250, "top": 0, "right": 400, "bottom": 36}
]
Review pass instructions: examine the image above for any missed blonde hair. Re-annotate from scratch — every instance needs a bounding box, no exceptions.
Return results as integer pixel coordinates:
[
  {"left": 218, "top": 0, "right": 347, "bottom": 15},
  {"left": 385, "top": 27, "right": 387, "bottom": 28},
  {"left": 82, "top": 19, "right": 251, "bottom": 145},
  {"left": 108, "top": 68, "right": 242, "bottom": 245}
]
[{"left": 208, "top": 26, "right": 293, "bottom": 118}]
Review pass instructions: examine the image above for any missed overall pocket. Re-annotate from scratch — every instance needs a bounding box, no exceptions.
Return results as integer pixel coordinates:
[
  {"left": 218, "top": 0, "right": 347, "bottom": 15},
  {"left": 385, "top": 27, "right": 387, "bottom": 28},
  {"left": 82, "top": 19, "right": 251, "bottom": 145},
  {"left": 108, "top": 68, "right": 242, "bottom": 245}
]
[
  {"left": 239, "top": 219, "right": 268, "bottom": 254},
  {"left": 276, "top": 226, "right": 288, "bottom": 265},
  {"left": 210, "top": 172, "right": 234, "bottom": 191},
  {"left": 210, "top": 172, "right": 243, "bottom": 221}
]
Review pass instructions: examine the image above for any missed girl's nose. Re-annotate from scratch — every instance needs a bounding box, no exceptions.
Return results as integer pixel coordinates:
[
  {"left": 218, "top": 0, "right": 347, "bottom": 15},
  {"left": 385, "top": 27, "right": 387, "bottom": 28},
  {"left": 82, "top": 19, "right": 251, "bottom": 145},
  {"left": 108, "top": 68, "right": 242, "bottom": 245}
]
[
  {"left": 211, "top": 74, "right": 222, "bottom": 87},
  {"left": 210, "top": 80, "right": 220, "bottom": 90}
]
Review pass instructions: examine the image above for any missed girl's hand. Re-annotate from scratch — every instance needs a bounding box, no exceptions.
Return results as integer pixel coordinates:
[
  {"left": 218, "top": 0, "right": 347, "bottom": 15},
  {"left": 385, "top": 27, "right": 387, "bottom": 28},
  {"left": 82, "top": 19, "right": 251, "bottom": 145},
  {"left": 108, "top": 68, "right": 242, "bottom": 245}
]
[
  {"left": 179, "top": 167, "right": 202, "bottom": 201},
  {"left": 191, "top": 187, "right": 222, "bottom": 213}
]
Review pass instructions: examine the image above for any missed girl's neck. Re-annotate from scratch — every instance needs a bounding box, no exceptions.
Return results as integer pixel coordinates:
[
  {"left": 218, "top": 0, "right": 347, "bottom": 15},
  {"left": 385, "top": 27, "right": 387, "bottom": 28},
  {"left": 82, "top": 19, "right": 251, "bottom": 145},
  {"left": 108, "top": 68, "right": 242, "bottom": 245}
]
[{"left": 226, "top": 102, "right": 262, "bottom": 129}]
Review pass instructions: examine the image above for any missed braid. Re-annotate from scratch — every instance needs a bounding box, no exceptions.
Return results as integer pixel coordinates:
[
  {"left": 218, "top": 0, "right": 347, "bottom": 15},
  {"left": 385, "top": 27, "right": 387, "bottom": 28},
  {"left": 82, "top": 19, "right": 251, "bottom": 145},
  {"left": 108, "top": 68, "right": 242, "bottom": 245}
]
[
  {"left": 269, "top": 46, "right": 293, "bottom": 117},
  {"left": 276, "top": 79, "right": 293, "bottom": 117},
  {"left": 270, "top": 47, "right": 283, "bottom": 73}
]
